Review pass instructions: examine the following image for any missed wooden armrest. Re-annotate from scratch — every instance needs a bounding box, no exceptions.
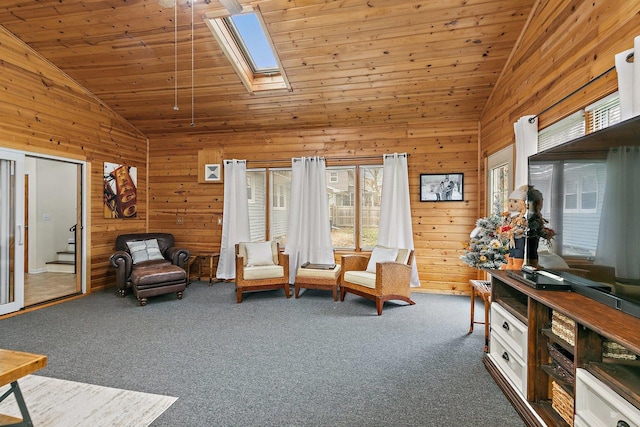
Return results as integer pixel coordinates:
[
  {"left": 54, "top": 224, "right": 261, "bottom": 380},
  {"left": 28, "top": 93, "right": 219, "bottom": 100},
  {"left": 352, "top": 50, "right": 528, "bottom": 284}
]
[
  {"left": 377, "top": 261, "right": 411, "bottom": 293},
  {"left": 340, "top": 254, "right": 369, "bottom": 272}
]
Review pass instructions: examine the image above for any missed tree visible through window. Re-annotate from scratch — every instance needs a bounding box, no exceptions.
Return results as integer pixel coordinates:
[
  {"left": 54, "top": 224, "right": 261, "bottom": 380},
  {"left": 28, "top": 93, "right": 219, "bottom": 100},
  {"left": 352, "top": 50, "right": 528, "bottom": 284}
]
[
  {"left": 360, "top": 166, "right": 383, "bottom": 248},
  {"left": 246, "top": 164, "right": 382, "bottom": 250}
]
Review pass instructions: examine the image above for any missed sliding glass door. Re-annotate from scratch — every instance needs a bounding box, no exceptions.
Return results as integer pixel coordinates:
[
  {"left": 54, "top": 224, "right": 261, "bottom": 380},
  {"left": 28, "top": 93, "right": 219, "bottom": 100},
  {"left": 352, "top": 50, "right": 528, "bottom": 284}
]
[{"left": 0, "top": 149, "right": 25, "bottom": 315}]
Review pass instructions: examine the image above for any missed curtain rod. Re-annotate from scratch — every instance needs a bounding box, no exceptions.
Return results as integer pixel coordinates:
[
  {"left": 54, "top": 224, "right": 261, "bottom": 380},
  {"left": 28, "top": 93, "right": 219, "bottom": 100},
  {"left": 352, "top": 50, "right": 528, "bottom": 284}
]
[
  {"left": 242, "top": 154, "right": 409, "bottom": 164},
  {"left": 528, "top": 52, "right": 634, "bottom": 123}
]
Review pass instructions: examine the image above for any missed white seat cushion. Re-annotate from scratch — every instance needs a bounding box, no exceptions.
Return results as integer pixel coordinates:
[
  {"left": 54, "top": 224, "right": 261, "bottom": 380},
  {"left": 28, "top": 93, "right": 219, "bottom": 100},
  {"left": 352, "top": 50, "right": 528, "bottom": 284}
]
[
  {"left": 243, "top": 265, "right": 284, "bottom": 280},
  {"left": 344, "top": 270, "right": 376, "bottom": 289},
  {"left": 297, "top": 264, "right": 341, "bottom": 279}
]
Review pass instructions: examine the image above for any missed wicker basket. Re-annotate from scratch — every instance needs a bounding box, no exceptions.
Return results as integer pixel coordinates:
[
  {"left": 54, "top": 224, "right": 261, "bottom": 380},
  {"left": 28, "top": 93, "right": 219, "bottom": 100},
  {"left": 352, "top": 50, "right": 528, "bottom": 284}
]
[
  {"left": 547, "top": 342, "right": 575, "bottom": 383},
  {"left": 552, "top": 380, "right": 574, "bottom": 426},
  {"left": 552, "top": 311, "right": 575, "bottom": 346},
  {"left": 603, "top": 340, "right": 639, "bottom": 361}
]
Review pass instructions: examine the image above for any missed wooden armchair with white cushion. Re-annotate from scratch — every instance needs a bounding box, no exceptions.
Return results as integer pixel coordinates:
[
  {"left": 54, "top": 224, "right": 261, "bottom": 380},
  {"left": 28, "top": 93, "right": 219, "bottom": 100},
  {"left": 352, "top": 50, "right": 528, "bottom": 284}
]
[
  {"left": 340, "top": 245, "right": 415, "bottom": 315},
  {"left": 235, "top": 241, "right": 290, "bottom": 303}
]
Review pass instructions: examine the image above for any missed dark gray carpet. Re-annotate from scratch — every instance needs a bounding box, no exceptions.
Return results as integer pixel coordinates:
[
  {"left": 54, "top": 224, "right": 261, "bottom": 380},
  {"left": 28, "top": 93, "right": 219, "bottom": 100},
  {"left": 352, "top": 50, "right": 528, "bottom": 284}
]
[{"left": 0, "top": 282, "right": 523, "bottom": 426}]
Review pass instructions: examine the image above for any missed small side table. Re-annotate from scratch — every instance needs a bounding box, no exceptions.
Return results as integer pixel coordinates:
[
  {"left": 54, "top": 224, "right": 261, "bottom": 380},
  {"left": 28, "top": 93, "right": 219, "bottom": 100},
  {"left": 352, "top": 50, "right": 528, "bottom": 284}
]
[
  {"left": 188, "top": 252, "right": 220, "bottom": 286},
  {"left": 469, "top": 279, "right": 492, "bottom": 352}
]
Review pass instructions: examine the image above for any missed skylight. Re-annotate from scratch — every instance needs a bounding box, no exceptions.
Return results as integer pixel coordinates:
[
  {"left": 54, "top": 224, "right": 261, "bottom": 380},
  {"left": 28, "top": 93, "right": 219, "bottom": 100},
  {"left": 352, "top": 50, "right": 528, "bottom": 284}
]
[
  {"left": 225, "top": 13, "right": 278, "bottom": 74},
  {"left": 205, "top": 7, "right": 290, "bottom": 93}
]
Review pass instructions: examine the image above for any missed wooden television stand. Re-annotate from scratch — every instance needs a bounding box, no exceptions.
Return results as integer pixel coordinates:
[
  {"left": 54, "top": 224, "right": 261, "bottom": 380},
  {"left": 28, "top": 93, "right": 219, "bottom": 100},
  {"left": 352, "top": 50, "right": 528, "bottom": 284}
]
[{"left": 484, "top": 271, "right": 640, "bottom": 426}]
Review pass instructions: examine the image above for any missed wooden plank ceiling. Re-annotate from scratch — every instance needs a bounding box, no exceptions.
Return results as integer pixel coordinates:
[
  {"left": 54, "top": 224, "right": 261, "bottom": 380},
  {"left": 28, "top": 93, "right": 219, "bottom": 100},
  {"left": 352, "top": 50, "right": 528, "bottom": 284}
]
[{"left": 0, "top": 0, "right": 535, "bottom": 136}]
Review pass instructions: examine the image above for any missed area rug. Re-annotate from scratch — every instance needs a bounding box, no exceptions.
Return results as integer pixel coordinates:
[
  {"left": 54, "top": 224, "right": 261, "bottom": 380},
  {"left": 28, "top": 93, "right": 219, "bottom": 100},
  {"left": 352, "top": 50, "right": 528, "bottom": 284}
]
[{"left": 0, "top": 375, "right": 177, "bottom": 426}]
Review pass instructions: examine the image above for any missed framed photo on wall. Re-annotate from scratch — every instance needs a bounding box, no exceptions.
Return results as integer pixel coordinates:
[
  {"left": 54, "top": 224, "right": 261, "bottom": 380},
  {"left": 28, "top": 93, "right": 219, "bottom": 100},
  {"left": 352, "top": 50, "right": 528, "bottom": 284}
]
[
  {"left": 420, "top": 173, "right": 463, "bottom": 202},
  {"left": 104, "top": 162, "right": 138, "bottom": 218}
]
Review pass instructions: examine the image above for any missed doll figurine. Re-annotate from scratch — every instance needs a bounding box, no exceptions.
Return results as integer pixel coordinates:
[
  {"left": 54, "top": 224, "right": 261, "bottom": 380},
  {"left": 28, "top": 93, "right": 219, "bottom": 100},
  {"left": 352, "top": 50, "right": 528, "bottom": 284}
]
[
  {"left": 499, "top": 185, "right": 529, "bottom": 270},
  {"left": 499, "top": 185, "right": 551, "bottom": 270}
]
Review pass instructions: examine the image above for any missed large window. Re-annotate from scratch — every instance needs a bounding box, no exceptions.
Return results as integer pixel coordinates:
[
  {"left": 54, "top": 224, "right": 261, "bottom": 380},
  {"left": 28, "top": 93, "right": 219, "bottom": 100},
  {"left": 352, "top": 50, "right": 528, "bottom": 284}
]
[{"left": 246, "top": 164, "right": 382, "bottom": 250}]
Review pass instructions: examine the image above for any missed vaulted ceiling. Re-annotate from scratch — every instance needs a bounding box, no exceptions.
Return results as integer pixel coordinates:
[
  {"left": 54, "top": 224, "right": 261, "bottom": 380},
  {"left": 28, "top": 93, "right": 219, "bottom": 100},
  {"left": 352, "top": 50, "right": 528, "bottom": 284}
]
[{"left": 0, "top": 0, "right": 535, "bottom": 136}]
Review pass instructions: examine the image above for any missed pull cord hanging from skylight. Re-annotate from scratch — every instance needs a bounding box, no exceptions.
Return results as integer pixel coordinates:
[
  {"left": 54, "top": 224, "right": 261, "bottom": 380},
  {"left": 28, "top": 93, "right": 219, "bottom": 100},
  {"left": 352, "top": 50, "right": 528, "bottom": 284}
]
[{"left": 190, "top": 1, "right": 195, "bottom": 127}]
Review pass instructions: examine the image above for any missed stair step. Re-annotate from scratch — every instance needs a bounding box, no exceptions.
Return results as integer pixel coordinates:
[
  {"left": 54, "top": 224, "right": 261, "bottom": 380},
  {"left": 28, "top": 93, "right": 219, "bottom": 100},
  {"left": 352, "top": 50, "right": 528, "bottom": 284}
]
[
  {"left": 45, "top": 260, "right": 75, "bottom": 273},
  {"left": 57, "top": 251, "right": 76, "bottom": 262}
]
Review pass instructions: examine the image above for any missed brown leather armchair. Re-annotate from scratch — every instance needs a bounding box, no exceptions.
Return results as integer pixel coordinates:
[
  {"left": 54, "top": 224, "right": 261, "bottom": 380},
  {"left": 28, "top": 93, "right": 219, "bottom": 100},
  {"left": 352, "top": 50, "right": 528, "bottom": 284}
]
[{"left": 109, "top": 233, "right": 190, "bottom": 305}]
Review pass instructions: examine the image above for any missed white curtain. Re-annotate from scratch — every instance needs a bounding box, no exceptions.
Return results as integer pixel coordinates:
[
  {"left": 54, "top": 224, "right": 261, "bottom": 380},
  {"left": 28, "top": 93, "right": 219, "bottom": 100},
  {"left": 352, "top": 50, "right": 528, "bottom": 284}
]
[
  {"left": 616, "top": 35, "right": 640, "bottom": 121},
  {"left": 378, "top": 153, "right": 420, "bottom": 287},
  {"left": 595, "top": 146, "right": 640, "bottom": 281},
  {"left": 216, "top": 159, "right": 250, "bottom": 280},
  {"left": 285, "top": 156, "right": 334, "bottom": 284},
  {"left": 514, "top": 115, "right": 538, "bottom": 188}
]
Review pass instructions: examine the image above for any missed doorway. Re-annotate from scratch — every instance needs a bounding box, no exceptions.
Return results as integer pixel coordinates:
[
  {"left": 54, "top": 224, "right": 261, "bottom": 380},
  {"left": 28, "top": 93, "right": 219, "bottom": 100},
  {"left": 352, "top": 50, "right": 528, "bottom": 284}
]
[
  {"left": 0, "top": 149, "right": 85, "bottom": 315},
  {"left": 24, "top": 156, "right": 83, "bottom": 306}
]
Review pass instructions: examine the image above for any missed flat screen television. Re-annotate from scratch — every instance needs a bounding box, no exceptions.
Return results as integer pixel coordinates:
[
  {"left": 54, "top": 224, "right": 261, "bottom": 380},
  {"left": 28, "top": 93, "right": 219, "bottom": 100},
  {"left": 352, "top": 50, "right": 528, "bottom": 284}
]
[{"left": 528, "top": 114, "right": 640, "bottom": 318}]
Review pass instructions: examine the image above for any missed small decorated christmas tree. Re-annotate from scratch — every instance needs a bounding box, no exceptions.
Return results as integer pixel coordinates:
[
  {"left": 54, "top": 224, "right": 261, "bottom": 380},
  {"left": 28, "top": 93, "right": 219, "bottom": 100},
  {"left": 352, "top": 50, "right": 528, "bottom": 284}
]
[{"left": 460, "top": 214, "right": 509, "bottom": 270}]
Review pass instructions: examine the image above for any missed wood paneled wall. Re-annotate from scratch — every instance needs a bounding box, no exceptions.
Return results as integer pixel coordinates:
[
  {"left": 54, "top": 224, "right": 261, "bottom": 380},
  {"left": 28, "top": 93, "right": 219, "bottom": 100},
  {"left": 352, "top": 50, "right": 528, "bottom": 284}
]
[
  {"left": 0, "top": 26, "right": 149, "bottom": 292},
  {"left": 3, "top": 0, "right": 638, "bottom": 297},
  {"left": 148, "top": 122, "right": 480, "bottom": 294},
  {"left": 479, "top": 0, "right": 640, "bottom": 213}
]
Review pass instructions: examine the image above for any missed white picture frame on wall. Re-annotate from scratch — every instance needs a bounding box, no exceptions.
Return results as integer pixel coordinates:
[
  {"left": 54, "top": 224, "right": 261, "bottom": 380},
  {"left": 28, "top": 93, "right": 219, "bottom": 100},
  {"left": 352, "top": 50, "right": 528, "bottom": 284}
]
[{"left": 204, "top": 164, "right": 222, "bottom": 182}]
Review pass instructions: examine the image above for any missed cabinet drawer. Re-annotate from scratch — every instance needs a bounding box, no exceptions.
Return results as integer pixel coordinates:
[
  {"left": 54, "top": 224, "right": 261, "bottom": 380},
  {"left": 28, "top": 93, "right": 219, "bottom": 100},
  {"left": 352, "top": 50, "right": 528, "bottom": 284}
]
[
  {"left": 490, "top": 331, "right": 528, "bottom": 395},
  {"left": 575, "top": 368, "right": 640, "bottom": 427},
  {"left": 491, "top": 302, "right": 528, "bottom": 359}
]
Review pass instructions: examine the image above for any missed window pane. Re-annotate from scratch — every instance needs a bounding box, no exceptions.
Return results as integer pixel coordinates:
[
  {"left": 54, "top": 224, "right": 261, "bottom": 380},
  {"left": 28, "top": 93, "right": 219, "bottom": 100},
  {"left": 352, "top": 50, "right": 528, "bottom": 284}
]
[
  {"left": 270, "top": 169, "right": 291, "bottom": 244},
  {"left": 587, "top": 92, "right": 621, "bottom": 133},
  {"left": 561, "top": 162, "right": 606, "bottom": 256},
  {"left": 246, "top": 170, "right": 266, "bottom": 241},
  {"left": 327, "top": 167, "right": 355, "bottom": 249},
  {"left": 490, "top": 164, "right": 509, "bottom": 215},
  {"left": 360, "top": 166, "right": 383, "bottom": 249},
  {"left": 227, "top": 13, "right": 278, "bottom": 73},
  {"left": 538, "top": 111, "right": 585, "bottom": 152},
  {"left": 581, "top": 175, "right": 598, "bottom": 210},
  {"left": 581, "top": 192, "right": 597, "bottom": 210}
]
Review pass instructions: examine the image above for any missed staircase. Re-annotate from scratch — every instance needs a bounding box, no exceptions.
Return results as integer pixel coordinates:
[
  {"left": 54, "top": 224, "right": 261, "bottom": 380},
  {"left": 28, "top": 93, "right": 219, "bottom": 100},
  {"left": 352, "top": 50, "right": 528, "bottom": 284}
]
[{"left": 45, "top": 239, "right": 76, "bottom": 274}]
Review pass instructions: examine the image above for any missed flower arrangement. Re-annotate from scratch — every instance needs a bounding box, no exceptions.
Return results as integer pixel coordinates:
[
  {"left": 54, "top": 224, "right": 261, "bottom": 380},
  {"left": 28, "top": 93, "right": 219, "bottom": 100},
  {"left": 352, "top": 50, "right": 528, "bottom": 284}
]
[{"left": 460, "top": 214, "right": 509, "bottom": 270}]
